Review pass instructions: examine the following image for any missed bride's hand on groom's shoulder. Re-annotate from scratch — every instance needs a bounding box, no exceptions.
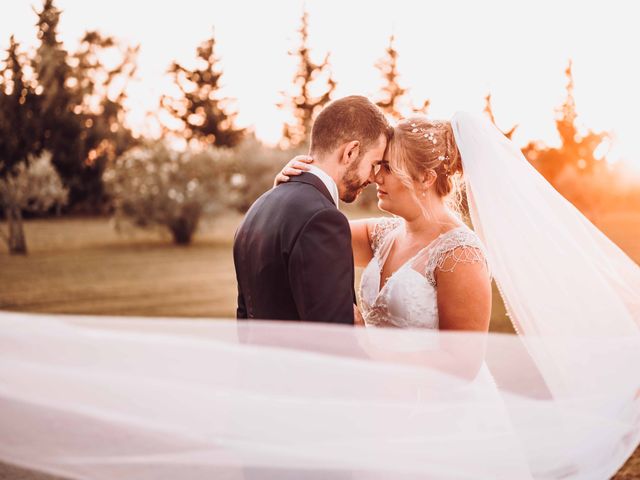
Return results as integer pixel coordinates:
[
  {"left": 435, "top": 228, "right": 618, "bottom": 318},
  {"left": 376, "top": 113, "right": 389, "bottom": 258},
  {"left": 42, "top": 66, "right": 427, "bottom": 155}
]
[{"left": 273, "top": 155, "right": 313, "bottom": 188}]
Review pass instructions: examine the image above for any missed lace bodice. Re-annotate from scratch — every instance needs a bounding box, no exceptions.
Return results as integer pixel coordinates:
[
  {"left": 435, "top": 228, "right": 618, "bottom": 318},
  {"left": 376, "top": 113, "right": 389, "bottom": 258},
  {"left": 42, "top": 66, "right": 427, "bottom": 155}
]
[{"left": 360, "top": 217, "right": 489, "bottom": 329}]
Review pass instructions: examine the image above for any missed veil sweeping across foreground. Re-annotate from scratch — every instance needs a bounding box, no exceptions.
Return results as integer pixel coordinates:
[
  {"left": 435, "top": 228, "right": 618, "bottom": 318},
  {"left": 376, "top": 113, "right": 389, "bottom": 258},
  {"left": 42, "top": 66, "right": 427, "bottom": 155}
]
[{"left": 1, "top": 113, "right": 639, "bottom": 480}]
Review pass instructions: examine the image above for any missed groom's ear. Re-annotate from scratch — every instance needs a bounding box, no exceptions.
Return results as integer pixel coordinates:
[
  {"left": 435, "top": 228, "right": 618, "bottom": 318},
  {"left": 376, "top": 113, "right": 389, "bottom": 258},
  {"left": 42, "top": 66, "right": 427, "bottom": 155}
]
[{"left": 339, "top": 140, "right": 360, "bottom": 164}]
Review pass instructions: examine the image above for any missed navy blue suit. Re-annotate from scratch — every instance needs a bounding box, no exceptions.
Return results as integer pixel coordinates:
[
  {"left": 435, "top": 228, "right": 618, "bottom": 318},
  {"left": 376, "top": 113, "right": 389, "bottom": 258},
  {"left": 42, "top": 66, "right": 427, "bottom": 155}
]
[{"left": 233, "top": 172, "right": 355, "bottom": 324}]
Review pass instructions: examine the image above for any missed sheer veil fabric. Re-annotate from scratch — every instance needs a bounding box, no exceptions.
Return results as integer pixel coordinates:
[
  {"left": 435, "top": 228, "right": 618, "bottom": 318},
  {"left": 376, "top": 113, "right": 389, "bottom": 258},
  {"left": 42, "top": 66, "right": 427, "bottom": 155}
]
[{"left": 1, "top": 114, "right": 639, "bottom": 480}]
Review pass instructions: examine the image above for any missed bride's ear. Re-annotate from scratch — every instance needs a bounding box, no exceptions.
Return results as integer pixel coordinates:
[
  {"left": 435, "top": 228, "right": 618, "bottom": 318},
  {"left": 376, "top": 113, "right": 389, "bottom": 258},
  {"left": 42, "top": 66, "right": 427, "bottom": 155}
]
[
  {"left": 421, "top": 169, "right": 437, "bottom": 189},
  {"left": 340, "top": 141, "right": 360, "bottom": 164}
]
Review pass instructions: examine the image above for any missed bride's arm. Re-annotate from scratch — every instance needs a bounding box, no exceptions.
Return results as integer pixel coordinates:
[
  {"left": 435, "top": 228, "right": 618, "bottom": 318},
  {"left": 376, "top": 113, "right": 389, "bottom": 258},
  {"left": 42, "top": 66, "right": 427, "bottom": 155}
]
[
  {"left": 350, "top": 219, "right": 375, "bottom": 268},
  {"left": 436, "top": 248, "right": 492, "bottom": 333}
]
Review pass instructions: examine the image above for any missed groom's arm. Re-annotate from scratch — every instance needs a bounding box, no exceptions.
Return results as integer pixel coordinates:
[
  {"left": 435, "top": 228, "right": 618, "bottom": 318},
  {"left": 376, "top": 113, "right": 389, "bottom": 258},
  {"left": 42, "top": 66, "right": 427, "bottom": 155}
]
[{"left": 288, "top": 208, "right": 355, "bottom": 325}]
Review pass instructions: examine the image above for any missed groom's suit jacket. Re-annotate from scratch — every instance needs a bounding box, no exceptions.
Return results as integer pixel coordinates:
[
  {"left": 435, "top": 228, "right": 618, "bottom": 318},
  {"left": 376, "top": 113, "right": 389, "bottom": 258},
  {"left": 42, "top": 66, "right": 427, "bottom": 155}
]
[{"left": 233, "top": 172, "right": 355, "bottom": 324}]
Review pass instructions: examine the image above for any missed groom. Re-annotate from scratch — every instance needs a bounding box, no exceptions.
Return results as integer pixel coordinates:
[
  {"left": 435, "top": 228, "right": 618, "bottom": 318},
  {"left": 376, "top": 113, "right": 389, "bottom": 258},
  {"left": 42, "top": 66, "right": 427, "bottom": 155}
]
[{"left": 233, "top": 96, "right": 391, "bottom": 324}]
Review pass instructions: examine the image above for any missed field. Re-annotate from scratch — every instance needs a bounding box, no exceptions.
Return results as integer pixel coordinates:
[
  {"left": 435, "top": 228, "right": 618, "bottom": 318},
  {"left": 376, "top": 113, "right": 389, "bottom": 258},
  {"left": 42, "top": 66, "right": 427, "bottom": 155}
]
[{"left": 1, "top": 209, "right": 639, "bottom": 478}]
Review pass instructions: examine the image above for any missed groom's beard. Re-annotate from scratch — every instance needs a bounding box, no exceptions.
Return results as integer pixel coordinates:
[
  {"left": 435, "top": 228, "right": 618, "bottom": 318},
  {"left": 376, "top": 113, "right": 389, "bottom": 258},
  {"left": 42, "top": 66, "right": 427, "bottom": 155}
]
[{"left": 340, "top": 158, "right": 369, "bottom": 203}]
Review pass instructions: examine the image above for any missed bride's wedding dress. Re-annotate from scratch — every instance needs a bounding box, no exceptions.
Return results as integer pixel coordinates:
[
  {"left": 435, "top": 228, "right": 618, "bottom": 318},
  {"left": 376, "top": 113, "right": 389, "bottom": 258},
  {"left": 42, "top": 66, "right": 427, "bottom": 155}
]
[{"left": 360, "top": 217, "right": 488, "bottom": 329}]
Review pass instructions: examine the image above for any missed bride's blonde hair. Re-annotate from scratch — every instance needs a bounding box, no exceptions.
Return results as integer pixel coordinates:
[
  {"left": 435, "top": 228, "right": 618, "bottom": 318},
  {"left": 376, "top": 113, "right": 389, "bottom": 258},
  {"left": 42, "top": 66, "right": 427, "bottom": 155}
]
[{"left": 387, "top": 116, "right": 464, "bottom": 215}]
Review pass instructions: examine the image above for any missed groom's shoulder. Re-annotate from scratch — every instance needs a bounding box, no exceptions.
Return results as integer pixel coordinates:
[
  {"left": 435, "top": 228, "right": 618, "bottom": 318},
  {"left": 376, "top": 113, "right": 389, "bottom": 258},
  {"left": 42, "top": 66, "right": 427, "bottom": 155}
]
[
  {"left": 238, "top": 184, "right": 348, "bottom": 247},
  {"left": 259, "top": 181, "right": 335, "bottom": 214},
  {"left": 239, "top": 182, "right": 344, "bottom": 235}
]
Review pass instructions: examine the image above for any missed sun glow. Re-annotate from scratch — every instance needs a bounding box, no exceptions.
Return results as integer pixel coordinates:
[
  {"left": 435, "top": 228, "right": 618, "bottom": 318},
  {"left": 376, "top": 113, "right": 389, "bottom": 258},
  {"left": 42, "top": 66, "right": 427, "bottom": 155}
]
[{"left": 2, "top": 0, "right": 639, "bottom": 168}]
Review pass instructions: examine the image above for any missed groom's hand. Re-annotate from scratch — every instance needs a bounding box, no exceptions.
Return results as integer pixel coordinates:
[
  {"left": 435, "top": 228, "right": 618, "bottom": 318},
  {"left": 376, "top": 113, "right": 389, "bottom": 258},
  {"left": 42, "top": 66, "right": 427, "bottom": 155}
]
[{"left": 273, "top": 155, "right": 313, "bottom": 187}]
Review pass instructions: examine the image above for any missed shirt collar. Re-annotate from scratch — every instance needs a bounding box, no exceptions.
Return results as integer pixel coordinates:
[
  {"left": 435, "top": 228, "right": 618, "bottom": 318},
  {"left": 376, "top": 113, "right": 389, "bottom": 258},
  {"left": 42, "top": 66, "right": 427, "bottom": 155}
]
[{"left": 306, "top": 165, "right": 339, "bottom": 208}]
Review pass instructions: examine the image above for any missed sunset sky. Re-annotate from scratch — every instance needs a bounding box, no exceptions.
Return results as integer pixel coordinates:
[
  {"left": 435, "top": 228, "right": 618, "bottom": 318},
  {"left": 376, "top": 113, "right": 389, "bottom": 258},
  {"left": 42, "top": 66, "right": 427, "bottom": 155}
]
[{"left": 2, "top": 0, "right": 639, "bottom": 166}]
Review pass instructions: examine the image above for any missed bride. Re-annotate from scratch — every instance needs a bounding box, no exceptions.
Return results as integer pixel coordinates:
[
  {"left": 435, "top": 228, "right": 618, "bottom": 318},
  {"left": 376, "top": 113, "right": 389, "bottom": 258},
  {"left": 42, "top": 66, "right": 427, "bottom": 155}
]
[
  {"left": 276, "top": 116, "right": 492, "bottom": 332},
  {"left": 277, "top": 111, "right": 640, "bottom": 336}
]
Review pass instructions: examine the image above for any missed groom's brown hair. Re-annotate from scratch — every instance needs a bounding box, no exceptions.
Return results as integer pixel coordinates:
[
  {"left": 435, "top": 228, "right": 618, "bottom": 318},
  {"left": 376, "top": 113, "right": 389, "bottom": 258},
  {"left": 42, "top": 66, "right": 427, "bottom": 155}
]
[{"left": 310, "top": 96, "right": 392, "bottom": 156}]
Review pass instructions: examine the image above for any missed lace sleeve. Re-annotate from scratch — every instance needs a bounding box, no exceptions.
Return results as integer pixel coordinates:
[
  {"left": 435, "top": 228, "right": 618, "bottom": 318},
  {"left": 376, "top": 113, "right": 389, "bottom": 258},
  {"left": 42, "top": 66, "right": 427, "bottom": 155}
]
[
  {"left": 369, "top": 217, "right": 402, "bottom": 255},
  {"left": 424, "top": 229, "right": 490, "bottom": 287}
]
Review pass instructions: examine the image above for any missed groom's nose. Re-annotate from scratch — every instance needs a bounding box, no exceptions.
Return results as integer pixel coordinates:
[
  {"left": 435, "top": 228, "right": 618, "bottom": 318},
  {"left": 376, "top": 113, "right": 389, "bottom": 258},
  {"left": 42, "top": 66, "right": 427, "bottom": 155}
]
[{"left": 367, "top": 167, "right": 376, "bottom": 184}]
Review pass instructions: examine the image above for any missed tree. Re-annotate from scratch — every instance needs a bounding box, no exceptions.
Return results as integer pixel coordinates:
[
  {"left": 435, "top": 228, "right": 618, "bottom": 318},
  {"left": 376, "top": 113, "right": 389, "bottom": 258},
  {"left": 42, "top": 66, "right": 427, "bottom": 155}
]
[
  {"left": 483, "top": 93, "right": 517, "bottom": 139},
  {"left": 161, "top": 34, "right": 245, "bottom": 148},
  {"left": 279, "top": 10, "right": 336, "bottom": 148},
  {"left": 0, "top": 36, "right": 43, "bottom": 254},
  {"left": 375, "top": 35, "right": 406, "bottom": 120},
  {"left": 375, "top": 34, "right": 429, "bottom": 120},
  {"left": 32, "top": 0, "right": 83, "bottom": 204},
  {"left": 522, "top": 60, "right": 610, "bottom": 183},
  {"left": 69, "top": 30, "right": 139, "bottom": 209},
  {"left": 32, "top": 0, "right": 137, "bottom": 210},
  {"left": 0, "top": 152, "right": 68, "bottom": 253},
  {"left": 216, "top": 135, "right": 303, "bottom": 212},
  {"left": 103, "top": 141, "right": 224, "bottom": 245}
]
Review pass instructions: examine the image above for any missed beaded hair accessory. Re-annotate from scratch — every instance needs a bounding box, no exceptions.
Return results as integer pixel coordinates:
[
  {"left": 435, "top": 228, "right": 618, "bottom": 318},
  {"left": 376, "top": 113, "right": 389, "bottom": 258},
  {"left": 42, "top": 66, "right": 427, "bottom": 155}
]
[{"left": 409, "top": 121, "right": 455, "bottom": 174}]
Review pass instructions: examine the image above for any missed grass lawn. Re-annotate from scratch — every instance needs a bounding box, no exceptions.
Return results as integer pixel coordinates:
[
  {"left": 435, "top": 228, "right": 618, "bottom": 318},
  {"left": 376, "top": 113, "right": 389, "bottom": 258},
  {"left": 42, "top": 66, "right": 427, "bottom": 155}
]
[
  {"left": 0, "top": 214, "right": 241, "bottom": 318},
  {"left": 1, "top": 208, "right": 639, "bottom": 478},
  {"left": 3, "top": 208, "right": 639, "bottom": 330}
]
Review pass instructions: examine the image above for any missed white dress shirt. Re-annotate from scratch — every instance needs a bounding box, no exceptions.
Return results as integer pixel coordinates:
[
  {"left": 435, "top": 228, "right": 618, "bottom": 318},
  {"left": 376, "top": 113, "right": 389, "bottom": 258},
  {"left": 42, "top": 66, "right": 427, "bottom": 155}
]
[{"left": 306, "top": 164, "right": 339, "bottom": 208}]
